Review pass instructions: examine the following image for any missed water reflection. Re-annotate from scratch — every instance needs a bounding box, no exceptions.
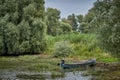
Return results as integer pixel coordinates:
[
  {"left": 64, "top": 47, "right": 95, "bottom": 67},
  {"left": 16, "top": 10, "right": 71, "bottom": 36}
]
[
  {"left": 0, "top": 70, "right": 91, "bottom": 80},
  {"left": 54, "top": 71, "right": 91, "bottom": 80}
]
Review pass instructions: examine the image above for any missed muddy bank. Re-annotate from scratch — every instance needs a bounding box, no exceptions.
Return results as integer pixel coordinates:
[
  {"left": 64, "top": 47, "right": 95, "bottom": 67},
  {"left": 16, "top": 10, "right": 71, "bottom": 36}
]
[
  {"left": 91, "top": 62, "right": 120, "bottom": 80},
  {"left": 96, "top": 62, "right": 120, "bottom": 70}
]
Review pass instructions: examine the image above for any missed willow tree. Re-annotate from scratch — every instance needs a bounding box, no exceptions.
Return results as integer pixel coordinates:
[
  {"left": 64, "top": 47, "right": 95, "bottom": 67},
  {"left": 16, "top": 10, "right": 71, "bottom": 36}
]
[
  {"left": 0, "top": 0, "right": 46, "bottom": 55},
  {"left": 46, "top": 8, "right": 61, "bottom": 36},
  {"left": 91, "top": 0, "right": 120, "bottom": 58}
]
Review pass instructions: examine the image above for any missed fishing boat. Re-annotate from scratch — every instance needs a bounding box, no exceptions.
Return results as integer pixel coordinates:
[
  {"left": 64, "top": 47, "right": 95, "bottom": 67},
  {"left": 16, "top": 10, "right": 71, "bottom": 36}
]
[{"left": 60, "top": 59, "right": 96, "bottom": 69}]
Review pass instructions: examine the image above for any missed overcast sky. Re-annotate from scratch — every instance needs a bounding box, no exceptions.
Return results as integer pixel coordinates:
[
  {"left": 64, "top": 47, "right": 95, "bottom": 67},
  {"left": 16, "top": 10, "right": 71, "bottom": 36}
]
[{"left": 45, "top": 0, "right": 96, "bottom": 18}]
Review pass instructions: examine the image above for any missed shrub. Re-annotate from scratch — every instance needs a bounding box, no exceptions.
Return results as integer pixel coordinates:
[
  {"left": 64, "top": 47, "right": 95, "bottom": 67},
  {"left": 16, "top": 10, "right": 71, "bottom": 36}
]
[{"left": 53, "top": 41, "right": 74, "bottom": 57}]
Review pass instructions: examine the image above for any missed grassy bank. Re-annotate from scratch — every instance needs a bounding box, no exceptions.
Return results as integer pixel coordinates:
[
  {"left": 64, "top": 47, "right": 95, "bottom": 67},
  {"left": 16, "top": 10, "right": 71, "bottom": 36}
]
[
  {"left": 0, "top": 55, "right": 60, "bottom": 71},
  {"left": 0, "top": 55, "right": 65, "bottom": 79},
  {"left": 0, "top": 54, "right": 119, "bottom": 80},
  {"left": 45, "top": 33, "right": 118, "bottom": 62}
]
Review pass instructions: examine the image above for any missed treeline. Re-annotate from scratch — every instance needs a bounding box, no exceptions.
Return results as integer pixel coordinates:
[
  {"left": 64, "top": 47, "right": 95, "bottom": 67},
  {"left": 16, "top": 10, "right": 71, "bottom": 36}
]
[
  {"left": 0, "top": 0, "right": 120, "bottom": 57},
  {"left": 45, "top": 0, "right": 120, "bottom": 58}
]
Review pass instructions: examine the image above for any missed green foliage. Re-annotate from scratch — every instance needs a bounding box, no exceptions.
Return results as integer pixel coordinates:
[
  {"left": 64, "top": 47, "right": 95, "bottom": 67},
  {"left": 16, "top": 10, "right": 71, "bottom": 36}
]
[
  {"left": 46, "top": 8, "right": 61, "bottom": 36},
  {"left": 5, "top": 22, "right": 19, "bottom": 54},
  {"left": 18, "top": 20, "right": 30, "bottom": 53},
  {"left": 0, "top": 55, "right": 60, "bottom": 72},
  {"left": 64, "top": 13, "right": 95, "bottom": 33},
  {"left": 67, "top": 33, "right": 101, "bottom": 58},
  {"left": 99, "top": 57, "right": 118, "bottom": 62},
  {"left": 53, "top": 41, "right": 74, "bottom": 57},
  {"left": 0, "top": 0, "right": 46, "bottom": 55},
  {"left": 84, "top": 11, "right": 95, "bottom": 23},
  {"left": 45, "top": 33, "right": 105, "bottom": 59},
  {"left": 77, "top": 14, "right": 83, "bottom": 23},
  {"left": 0, "top": 17, "right": 19, "bottom": 55},
  {"left": 80, "top": 9, "right": 95, "bottom": 33},
  {"left": 78, "top": 22, "right": 88, "bottom": 33},
  {"left": 59, "top": 22, "right": 72, "bottom": 34},
  {"left": 61, "top": 18, "right": 69, "bottom": 23},
  {"left": 98, "top": 23, "right": 120, "bottom": 57},
  {"left": 91, "top": 0, "right": 120, "bottom": 58},
  {"left": 67, "top": 14, "right": 78, "bottom": 31},
  {"left": 30, "top": 19, "right": 47, "bottom": 53}
]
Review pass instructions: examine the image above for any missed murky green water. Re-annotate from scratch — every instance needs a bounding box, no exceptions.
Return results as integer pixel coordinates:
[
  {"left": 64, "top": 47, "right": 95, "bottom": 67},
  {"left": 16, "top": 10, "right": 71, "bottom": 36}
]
[
  {"left": 0, "top": 56, "right": 119, "bottom": 80},
  {"left": 0, "top": 70, "right": 91, "bottom": 80},
  {"left": 0, "top": 56, "right": 93, "bottom": 80}
]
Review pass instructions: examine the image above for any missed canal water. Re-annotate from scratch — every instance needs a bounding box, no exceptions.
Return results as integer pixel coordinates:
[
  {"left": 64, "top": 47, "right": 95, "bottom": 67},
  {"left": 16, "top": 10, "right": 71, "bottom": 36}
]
[{"left": 0, "top": 70, "right": 91, "bottom": 80}]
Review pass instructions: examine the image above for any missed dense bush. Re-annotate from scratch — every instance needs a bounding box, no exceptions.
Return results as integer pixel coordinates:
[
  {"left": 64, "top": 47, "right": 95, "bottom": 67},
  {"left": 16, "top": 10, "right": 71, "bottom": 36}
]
[
  {"left": 53, "top": 41, "right": 74, "bottom": 57},
  {"left": 45, "top": 33, "right": 103, "bottom": 58},
  {"left": 0, "top": 0, "right": 46, "bottom": 55}
]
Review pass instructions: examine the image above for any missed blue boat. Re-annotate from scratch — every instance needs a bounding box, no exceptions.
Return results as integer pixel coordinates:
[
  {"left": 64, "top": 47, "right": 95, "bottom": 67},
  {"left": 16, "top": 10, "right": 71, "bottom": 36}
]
[{"left": 60, "top": 59, "right": 96, "bottom": 69}]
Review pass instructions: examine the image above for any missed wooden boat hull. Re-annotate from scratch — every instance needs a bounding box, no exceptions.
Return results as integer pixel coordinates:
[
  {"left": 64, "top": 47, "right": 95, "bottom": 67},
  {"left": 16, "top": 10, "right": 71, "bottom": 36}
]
[{"left": 60, "top": 59, "right": 96, "bottom": 69}]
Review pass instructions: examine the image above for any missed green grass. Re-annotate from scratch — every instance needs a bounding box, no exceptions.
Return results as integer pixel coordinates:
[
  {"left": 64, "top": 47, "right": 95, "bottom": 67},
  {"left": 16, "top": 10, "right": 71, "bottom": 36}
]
[
  {"left": 45, "top": 33, "right": 118, "bottom": 62},
  {"left": 0, "top": 55, "right": 66, "bottom": 79},
  {"left": 0, "top": 55, "right": 60, "bottom": 71},
  {"left": 98, "top": 57, "right": 118, "bottom": 62}
]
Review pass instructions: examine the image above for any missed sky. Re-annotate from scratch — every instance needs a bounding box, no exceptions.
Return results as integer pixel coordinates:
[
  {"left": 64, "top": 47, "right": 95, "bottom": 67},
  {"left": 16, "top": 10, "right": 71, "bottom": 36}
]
[{"left": 45, "top": 0, "right": 96, "bottom": 18}]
